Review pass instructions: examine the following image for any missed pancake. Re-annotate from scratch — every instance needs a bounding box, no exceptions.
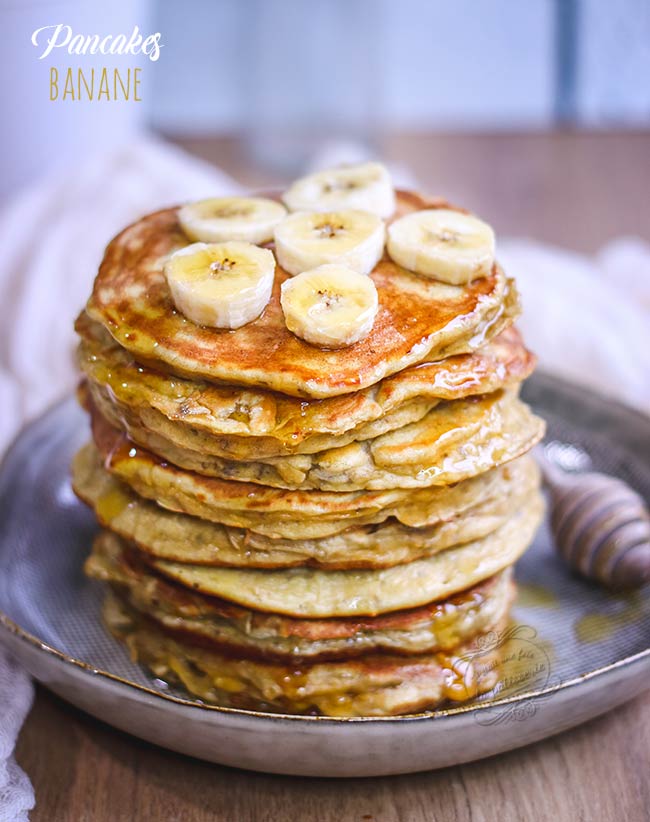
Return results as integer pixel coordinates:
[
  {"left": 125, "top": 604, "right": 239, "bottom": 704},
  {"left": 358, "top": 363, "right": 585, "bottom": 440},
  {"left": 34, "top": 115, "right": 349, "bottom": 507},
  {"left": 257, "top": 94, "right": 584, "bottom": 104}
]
[
  {"left": 85, "top": 191, "right": 520, "bottom": 399},
  {"left": 83, "top": 376, "right": 435, "bottom": 465},
  {"left": 86, "top": 419, "right": 539, "bottom": 538},
  {"left": 87, "top": 530, "right": 515, "bottom": 661},
  {"left": 88, "top": 385, "right": 545, "bottom": 491},
  {"left": 77, "top": 311, "right": 535, "bottom": 459},
  {"left": 104, "top": 591, "right": 506, "bottom": 716},
  {"left": 75, "top": 178, "right": 544, "bottom": 718},
  {"left": 72, "top": 445, "right": 541, "bottom": 569},
  {"left": 144, "top": 494, "right": 544, "bottom": 617}
]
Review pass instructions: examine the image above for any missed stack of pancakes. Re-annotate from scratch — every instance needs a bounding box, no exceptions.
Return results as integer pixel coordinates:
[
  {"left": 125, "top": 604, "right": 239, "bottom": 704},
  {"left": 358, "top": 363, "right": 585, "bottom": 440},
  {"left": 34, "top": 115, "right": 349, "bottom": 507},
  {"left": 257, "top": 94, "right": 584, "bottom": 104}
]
[{"left": 72, "top": 189, "right": 545, "bottom": 717}]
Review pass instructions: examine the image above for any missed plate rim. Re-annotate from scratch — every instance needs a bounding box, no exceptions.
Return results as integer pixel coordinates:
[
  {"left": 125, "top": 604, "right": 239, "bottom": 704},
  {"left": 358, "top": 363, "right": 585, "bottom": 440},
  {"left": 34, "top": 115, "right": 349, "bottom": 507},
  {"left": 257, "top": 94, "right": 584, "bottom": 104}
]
[
  {"left": 1, "top": 372, "right": 650, "bottom": 726},
  {"left": 2, "top": 607, "right": 650, "bottom": 726}
]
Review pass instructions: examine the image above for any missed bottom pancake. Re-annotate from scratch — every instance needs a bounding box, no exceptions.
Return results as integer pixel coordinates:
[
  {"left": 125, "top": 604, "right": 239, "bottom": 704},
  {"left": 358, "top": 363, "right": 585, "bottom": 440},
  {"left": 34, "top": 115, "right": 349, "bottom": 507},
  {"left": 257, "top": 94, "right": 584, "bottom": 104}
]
[
  {"left": 87, "top": 530, "right": 515, "bottom": 662},
  {"left": 104, "top": 591, "right": 508, "bottom": 717}
]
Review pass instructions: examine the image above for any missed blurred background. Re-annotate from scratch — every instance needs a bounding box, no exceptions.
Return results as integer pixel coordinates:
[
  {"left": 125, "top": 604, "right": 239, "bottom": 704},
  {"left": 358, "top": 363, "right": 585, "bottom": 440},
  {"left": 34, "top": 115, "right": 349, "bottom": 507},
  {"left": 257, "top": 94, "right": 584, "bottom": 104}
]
[
  {"left": 3, "top": 0, "right": 650, "bottom": 247},
  {"left": 0, "top": 0, "right": 648, "bottom": 441}
]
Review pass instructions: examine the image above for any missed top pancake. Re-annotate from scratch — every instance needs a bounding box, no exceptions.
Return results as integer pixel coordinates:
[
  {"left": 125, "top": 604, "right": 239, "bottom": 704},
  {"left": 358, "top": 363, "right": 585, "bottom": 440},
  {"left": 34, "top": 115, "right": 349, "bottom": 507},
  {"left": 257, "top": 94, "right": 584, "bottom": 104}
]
[{"left": 86, "top": 191, "right": 519, "bottom": 399}]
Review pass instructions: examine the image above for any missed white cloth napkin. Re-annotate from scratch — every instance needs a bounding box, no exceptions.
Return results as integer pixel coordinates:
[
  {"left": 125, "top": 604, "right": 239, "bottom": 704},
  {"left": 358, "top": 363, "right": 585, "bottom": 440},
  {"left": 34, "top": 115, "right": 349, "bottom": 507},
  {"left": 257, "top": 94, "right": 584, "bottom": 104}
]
[
  {"left": 500, "top": 237, "right": 650, "bottom": 411},
  {"left": 0, "top": 138, "right": 648, "bottom": 819},
  {"left": 0, "top": 654, "right": 34, "bottom": 822}
]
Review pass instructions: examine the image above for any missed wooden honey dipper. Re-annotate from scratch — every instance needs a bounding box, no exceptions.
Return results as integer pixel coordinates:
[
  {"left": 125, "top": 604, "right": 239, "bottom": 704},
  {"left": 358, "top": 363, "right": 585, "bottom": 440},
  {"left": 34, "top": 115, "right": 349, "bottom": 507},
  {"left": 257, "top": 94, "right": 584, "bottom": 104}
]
[{"left": 537, "top": 445, "right": 650, "bottom": 590}]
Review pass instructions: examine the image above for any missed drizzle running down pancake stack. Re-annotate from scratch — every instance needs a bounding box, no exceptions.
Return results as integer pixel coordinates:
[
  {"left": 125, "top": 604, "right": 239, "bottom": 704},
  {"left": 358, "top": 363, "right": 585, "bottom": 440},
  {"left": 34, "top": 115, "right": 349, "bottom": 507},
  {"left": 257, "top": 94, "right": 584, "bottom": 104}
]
[{"left": 72, "top": 164, "right": 545, "bottom": 717}]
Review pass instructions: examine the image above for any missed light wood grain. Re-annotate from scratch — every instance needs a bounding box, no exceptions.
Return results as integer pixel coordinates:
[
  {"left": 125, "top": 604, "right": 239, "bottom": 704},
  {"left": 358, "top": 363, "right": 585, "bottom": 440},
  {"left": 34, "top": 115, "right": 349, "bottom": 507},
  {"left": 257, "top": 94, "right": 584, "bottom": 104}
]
[{"left": 15, "top": 131, "right": 650, "bottom": 821}]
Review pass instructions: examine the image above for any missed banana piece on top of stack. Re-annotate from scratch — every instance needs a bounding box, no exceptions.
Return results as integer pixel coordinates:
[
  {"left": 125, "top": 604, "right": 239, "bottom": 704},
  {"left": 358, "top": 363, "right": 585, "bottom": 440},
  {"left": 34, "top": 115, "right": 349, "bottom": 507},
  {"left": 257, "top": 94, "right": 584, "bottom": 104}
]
[{"left": 72, "top": 161, "right": 545, "bottom": 717}]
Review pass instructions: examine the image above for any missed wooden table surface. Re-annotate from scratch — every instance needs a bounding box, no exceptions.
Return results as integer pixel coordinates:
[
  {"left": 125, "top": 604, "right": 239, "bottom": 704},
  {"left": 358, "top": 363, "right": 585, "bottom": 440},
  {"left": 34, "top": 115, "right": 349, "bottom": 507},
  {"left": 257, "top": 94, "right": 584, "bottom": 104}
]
[{"left": 15, "top": 131, "right": 650, "bottom": 822}]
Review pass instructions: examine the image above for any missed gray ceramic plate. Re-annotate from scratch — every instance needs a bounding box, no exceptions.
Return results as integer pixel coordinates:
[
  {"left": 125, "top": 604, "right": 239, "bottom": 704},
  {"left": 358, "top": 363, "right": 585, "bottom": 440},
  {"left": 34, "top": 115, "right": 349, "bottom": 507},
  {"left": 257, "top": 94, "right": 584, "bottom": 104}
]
[{"left": 1, "top": 373, "right": 650, "bottom": 777}]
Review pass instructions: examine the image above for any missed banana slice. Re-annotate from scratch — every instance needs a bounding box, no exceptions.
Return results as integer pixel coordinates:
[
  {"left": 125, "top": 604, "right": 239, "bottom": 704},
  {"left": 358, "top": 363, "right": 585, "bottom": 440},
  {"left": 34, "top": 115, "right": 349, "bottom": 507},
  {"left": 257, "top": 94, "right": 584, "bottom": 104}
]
[
  {"left": 178, "top": 197, "right": 287, "bottom": 244},
  {"left": 387, "top": 208, "right": 496, "bottom": 285},
  {"left": 280, "top": 264, "right": 379, "bottom": 348},
  {"left": 282, "top": 162, "right": 395, "bottom": 218},
  {"left": 274, "top": 210, "right": 385, "bottom": 277},
  {"left": 164, "top": 241, "right": 275, "bottom": 329}
]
